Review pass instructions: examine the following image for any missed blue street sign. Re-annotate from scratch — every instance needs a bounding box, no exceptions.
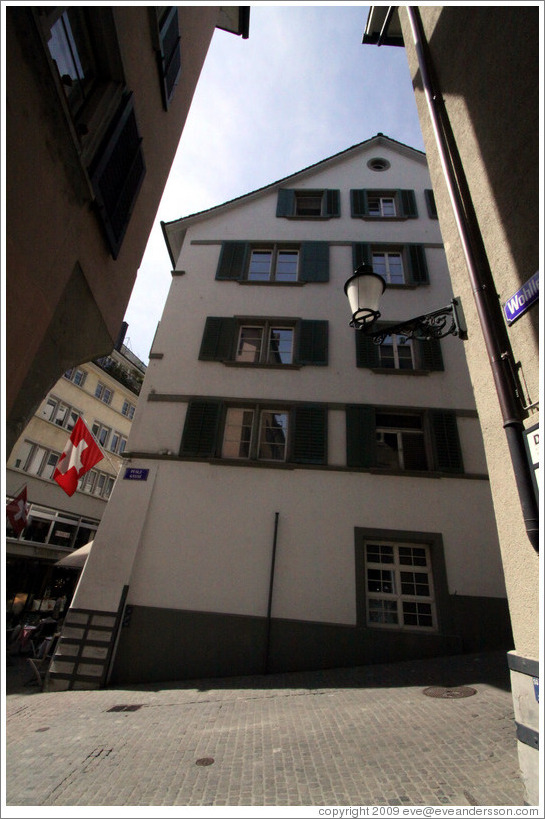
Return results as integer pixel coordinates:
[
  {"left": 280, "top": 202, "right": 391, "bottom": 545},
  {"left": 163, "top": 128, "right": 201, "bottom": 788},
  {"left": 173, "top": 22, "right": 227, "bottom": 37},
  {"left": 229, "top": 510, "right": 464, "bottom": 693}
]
[
  {"left": 123, "top": 467, "right": 149, "bottom": 481},
  {"left": 503, "top": 271, "right": 539, "bottom": 325}
]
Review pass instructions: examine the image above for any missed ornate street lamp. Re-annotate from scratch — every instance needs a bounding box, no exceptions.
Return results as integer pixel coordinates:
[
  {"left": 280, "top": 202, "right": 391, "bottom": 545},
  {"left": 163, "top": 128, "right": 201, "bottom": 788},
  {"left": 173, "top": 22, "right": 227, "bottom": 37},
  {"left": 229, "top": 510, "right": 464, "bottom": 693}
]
[{"left": 344, "top": 264, "right": 467, "bottom": 343}]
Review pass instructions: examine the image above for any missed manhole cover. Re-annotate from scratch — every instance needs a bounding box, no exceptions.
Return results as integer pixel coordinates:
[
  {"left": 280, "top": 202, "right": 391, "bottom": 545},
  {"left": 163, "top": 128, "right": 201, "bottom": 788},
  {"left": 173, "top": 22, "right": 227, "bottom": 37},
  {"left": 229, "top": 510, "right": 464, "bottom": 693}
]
[
  {"left": 107, "top": 704, "right": 143, "bottom": 712},
  {"left": 423, "top": 686, "right": 477, "bottom": 699},
  {"left": 196, "top": 757, "right": 215, "bottom": 766}
]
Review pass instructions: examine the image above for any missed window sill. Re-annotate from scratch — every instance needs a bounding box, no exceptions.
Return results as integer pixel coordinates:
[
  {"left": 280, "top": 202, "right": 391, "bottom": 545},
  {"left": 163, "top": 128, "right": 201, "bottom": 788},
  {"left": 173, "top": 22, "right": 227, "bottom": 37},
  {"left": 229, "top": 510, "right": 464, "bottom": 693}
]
[
  {"left": 223, "top": 361, "right": 302, "bottom": 370},
  {"left": 280, "top": 215, "right": 338, "bottom": 221},
  {"left": 354, "top": 216, "right": 412, "bottom": 222},
  {"left": 369, "top": 368, "right": 430, "bottom": 376},
  {"left": 237, "top": 280, "right": 306, "bottom": 286}
]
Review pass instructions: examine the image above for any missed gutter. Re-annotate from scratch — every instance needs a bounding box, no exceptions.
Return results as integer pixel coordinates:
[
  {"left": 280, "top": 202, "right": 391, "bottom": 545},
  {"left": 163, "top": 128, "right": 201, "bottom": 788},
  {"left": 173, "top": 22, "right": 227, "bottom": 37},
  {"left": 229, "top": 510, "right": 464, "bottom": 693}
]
[{"left": 404, "top": 6, "right": 538, "bottom": 552}]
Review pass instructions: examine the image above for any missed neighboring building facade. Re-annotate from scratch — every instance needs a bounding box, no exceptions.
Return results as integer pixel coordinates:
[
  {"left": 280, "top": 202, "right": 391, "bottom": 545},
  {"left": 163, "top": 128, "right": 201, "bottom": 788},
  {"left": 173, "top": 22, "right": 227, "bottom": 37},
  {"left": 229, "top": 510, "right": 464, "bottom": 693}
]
[
  {"left": 6, "top": 5, "right": 249, "bottom": 458},
  {"left": 6, "top": 334, "right": 146, "bottom": 622},
  {"left": 47, "top": 136, "right": 512, "bottom": 692},
  {"left": 363, "top": 7, "right": 539, "bottom": 804}
]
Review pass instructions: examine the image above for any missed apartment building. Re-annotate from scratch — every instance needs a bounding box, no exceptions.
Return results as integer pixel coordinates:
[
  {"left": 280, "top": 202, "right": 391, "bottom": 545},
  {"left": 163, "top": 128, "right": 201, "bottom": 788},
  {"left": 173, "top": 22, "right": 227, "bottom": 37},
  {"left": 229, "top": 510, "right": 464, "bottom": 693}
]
[
  {"left": 6, "top": 335, "right": 146, "bottom": 622},
  {"left": 47, "top": 135, "right": 512, "bottom": 691}
]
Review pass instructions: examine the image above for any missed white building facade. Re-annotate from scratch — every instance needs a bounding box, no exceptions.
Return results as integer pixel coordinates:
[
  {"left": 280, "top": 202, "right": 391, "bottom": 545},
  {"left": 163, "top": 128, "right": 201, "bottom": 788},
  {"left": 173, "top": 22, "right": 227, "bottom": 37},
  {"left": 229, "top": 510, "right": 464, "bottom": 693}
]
[{"left": 47, "top": 136, "right": 512, "bottom": 690}]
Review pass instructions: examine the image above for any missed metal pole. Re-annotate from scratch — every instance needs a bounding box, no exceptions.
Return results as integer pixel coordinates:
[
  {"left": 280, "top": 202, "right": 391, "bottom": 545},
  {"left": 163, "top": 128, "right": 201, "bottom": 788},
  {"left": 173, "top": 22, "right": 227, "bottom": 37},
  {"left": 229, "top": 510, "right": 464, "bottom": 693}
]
[
  {"left": 406, "top": 6, "right": 538, "bottom": 552},
  {"left": 264, "top": 512, "right": 280, "bottom": 674}
]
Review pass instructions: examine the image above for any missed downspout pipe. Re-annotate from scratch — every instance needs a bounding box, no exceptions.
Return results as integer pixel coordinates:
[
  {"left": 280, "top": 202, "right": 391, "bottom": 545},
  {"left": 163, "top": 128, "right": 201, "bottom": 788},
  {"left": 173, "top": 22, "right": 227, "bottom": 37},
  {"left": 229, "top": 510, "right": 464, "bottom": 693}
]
[
  {"left": 264, "top": 512, "right": 280, "bottom": 674},
  {"left": 406, "top": 7, "right": 539, "bottom": 552}
]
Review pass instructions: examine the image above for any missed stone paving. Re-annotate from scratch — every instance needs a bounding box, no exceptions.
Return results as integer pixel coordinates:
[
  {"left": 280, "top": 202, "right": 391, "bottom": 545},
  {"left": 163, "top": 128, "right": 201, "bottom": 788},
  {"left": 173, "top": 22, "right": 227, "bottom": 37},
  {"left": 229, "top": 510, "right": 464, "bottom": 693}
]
[{"left": 4, "top": 651, "right": 526, "bottom": 809}]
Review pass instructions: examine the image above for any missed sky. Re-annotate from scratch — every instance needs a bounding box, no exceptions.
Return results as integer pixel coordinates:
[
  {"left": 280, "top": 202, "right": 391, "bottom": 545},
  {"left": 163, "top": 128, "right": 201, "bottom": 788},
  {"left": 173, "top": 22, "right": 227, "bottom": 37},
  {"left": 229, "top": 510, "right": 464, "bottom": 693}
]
[{"left": 123, "top": 3, "right": 426, "bottom": 362}]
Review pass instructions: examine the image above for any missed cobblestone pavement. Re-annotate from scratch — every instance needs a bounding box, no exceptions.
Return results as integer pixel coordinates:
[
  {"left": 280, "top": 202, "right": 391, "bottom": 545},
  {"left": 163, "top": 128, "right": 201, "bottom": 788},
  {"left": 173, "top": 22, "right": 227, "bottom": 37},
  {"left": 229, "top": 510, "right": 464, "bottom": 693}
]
[{"left": 4, "top": 651, "right": 526, "bottom": 810}]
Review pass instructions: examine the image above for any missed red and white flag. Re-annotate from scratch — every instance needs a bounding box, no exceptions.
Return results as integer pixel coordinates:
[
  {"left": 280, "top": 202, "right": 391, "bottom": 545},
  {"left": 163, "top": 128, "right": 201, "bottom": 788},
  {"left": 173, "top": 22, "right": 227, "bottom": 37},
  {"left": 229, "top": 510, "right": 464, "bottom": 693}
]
[
  {"left": 7, "top": 486, "right": 30, "bottom": 535},
  {"left": 53, "top": 417, "right": 104, "bottom": 497}
]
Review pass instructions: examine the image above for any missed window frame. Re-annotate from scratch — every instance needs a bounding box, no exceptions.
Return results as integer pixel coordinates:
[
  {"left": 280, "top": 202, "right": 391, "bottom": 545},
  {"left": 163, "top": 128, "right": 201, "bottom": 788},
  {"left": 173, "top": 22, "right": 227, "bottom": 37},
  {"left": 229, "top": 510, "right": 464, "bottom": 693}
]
[
  {"left": 95, "top": 382, "right": 113, "bottom": 405},
  {"left": 350, "top": 189, "right": 418, "bottom": 220},
  {"left": 276, "top": 189, "right": 341, "bottom": 219},
  {"left": 355, "top": 528, "right": 450, "bottom": 636},
  {"left": 364, "top": 541, "right": 437, "bottom": 632},
  {"left": 221, "top": 405, "right": 290, "bottom": 463},
  {"left": 247, "top": 245, "right": 300, "bottom": 283}
]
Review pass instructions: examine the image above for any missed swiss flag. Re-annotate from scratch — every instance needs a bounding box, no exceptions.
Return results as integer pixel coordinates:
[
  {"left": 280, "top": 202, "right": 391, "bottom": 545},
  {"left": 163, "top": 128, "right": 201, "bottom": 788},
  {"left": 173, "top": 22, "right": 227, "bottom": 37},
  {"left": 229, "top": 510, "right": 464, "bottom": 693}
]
[
  {"left": 7, "top": 486, "right": 30, "bottom": 535},
  {"left": 53, "top": 417, "right": 104, "bottom": 497}
]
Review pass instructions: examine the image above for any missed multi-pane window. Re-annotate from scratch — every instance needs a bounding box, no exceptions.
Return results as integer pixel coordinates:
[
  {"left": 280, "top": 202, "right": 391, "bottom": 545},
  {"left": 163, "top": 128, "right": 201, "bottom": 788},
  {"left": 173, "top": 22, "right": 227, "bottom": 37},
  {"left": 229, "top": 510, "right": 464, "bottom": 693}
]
[
  {"left": 200, "top": 317, "right": 328, "bottom": 367},
  {"left": 79, "top": 469, "right": 115, "bottom": 499},
  {"left": 7, "top": 501, "right": 98, "bottom": 548},
  {"left": 110, "top": 431, "right": 128, "bottom": 455},
  {"left": 91, "top": 421, "right": 111, "bottom": 448},
  {"left": 365, "top": 542, "right": 436, "bottom": 630},
  {"left": 367, "top": 195, "right": 396, "bottom": 217},
  {"left": 276, "top": 189, "right": 341, "bottom": 219},
  {"left": 46, "top": 8, "right": 98, "bottom": 118},
  {"left": 378, "top": 335, "right": 414, "bottom": 370},
  {"left": 13, "top": 441, "right": 61, "bottom": 480},
  {"left": 180, "top": 400, "right": 327, "bottom": 466},
  {"left": 95, "top": 383, "right": 113, "bottom": 405},
  {"left": 222, "top": 408, "right": 289, "bottom": 462},
  {"left": 236, "top": 325, "right": 294, "bottom": 365},
  {"left": 121, "top": 400, "right": 136, "bottom": 419},
  {"left": 63, "top": 367, "right": 87, "bottom": 387},
  {"left": 372, "top": 251, "right": 404, "bottom": 284},
  {"left": 248, "top": 248, "right": 299, "bottom": 282},
  {"left": 375, "top": 412, "right": 428, "bottom": 471},
  {"left": 39, "top": 396, "right": 80, "bottom": 430}
]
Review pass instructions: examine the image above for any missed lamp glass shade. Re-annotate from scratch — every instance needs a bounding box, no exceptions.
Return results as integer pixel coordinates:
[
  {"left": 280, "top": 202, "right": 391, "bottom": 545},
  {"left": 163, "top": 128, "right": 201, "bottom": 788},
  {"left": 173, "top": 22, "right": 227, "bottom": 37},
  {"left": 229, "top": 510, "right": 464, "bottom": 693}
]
[{"left": 344, "top": 266, "right": 386, "bottom": 321}]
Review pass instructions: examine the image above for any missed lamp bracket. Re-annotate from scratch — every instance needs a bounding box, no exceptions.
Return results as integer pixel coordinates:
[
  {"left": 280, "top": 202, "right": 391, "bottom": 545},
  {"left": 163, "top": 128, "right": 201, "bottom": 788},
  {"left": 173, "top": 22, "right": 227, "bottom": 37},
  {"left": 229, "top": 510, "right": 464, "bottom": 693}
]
[{"left": 356, "top": 298, "right": 468, "bottom": 343}]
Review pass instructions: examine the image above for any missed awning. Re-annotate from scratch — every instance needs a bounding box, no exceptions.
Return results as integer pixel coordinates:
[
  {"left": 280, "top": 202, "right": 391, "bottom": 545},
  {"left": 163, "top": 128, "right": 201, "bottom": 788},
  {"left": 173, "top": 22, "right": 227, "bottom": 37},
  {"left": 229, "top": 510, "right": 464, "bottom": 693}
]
[{"left": 55, "top": 540, "right": 93, "bottom": 569}]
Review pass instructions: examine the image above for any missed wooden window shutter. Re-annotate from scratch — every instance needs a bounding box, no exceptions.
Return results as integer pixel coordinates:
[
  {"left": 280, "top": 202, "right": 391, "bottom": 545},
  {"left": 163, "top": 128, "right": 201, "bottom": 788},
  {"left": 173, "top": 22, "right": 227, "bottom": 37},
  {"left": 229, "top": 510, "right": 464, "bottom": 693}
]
[
  {"left": 346, "top": 405, "right": 376, "bottom": 468},
  {"left": 352, "top": 243, "right": 371, "bottom": 270},
  {"left": 350, "top": 189, "right": 368, "bottom": 217},
  {"left": 425, "top": 189, "right": 438, "bottom": 219},
  {"left": 299, "top": 242, "right": 330, "bottom": 282},
  {"left": 399, "top": 189, "right": 418, "bottom": 218},
  {"left": 276, "top": 189, "right": 295, "bottom": 217},
  {"left": 89, "top": 92, "right": 146, "bottom": 260},
  {"left": 297, "top": 320, "right": 329, "bottom": 365},
  {"left": 292, "top": 405, "right": 327, "bottom": 464},
  {"left": 325, "top": 189, "right": 341, "bottom": 217},
  {"left": 406, "top": 244, "right": 430, "bottom": 284},
  {"left": 199, "top": 318, "right": 235, "bottom": 361},
  {"left": 215, "top": 242, "right": 248, "bottom": 280},
  {"left": 416, "top": 338, "right": 444, "bottom": 371},
  {"left": 179, "top": 400, "right": 221, "bottom": 457},
  {"left": 429, "top": 410, "right": 464, "bottom": 473},
  {"left": 157, "top": 7, "right": 182, "bottom": 109},
  {"left": 355, "top": 329, "right": 380, "bottom": 368}
]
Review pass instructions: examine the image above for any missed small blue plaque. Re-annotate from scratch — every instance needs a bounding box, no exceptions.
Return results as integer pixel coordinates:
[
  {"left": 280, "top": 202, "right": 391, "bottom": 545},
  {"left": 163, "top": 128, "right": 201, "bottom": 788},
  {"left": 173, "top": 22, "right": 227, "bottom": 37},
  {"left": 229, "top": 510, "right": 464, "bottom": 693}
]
[
  {"left": 123, "top": 468, "right": 149, "bottom": 481},
  {"left": 503, "top": 271, "right": 539, "bottom": 325}
]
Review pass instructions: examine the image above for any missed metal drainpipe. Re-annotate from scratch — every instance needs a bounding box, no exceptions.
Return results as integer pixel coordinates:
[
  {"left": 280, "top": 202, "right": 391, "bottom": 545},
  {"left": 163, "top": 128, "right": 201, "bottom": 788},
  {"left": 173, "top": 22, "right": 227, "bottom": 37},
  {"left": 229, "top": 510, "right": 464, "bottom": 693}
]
[
  {"left": 405, "top": 6, "right": 539, "bottom": 552},
  {"left": 264, "top": 512, "right": 280, "bottom": 674}
]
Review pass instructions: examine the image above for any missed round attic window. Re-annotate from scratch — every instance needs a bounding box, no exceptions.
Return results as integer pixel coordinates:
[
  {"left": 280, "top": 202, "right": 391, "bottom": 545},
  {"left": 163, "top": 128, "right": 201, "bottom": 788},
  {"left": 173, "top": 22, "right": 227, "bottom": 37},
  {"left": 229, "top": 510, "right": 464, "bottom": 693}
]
[{"left": 367, "top": 157, "right": 390, "bottom": 172}]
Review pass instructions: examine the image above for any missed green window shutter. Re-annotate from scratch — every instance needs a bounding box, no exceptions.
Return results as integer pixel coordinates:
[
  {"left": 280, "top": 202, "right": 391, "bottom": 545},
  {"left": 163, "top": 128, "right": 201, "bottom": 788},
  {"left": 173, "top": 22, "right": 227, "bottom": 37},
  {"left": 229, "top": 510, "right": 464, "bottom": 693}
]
[
  {"left": 355, "top": 329, "right": 380, "bottom": 368},
  {"left": 292, "top": 405, "right": 327, "bottom": 464},
  {"left": 346, "top": 405, "right": 376, "bottom": 468},
  {"left": 215, "top": 242, "right": 248, "bottom": 280},
  {"left": 429, "top": 410, "right": 464, "bottom": 473},
  {"left": 180, "top": 401, "right": 221, "bottom": 457},
  {"left": 299, "top": 242, "right": 330, "bottom": 282},
  {"left": 425, "top": 189, "right": 438, "bottom": 219},
  {"left": 406, "top": 244, "right": 429, "bottom": 285},
  {"left": 399, "top": 189, "right": 418, "bottom": 218},
  {"left": 416, "top": 338, "right": 444, "bottom": 371},
  {"left": 276, "top": 189, "right": 295, "bottom": 217},
  {"left": 157, "top": 7, "right": 181, "bottom": 110},
  {"left": 350, "top": 189, "right": 368, "bottom": 217},
  {"left": 89, "top": 92, "right": 146, "bottom": 260},
  {"left": 297, "top": 320, "right": 329, "bottom": 365},
  {"left": 198, "top": 317, "right": 235, "bottom": 361},
  {"left": 325, "top": 189, "right": 340, "bottom": 217},
  {"left": 352, "top": 242, "right": 371, "bottom": 271}
]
